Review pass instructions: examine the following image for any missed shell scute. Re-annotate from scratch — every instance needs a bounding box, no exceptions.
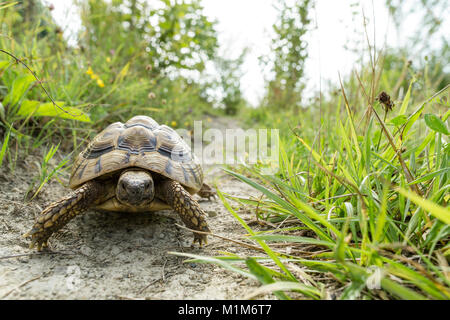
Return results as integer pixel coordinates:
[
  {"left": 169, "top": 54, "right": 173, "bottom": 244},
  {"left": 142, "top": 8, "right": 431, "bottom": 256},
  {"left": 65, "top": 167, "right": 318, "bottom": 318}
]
[{"left": 69, "top": 116, "right": 202, "bottom": 193}]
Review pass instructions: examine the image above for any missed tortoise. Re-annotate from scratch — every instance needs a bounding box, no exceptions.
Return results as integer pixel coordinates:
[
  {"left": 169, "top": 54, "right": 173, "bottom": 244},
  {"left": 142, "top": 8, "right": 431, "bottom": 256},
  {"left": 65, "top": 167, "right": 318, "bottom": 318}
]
[{"left": 24, "top": 115, "right": 214, "bottom": 250}]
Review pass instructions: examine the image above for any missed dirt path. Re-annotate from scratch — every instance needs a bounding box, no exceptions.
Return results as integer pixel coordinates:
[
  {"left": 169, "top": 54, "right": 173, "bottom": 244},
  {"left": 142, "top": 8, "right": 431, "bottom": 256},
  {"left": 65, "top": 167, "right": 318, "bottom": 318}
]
[{"left": 0, "top": 116, "right": 267, "bottom": 300}]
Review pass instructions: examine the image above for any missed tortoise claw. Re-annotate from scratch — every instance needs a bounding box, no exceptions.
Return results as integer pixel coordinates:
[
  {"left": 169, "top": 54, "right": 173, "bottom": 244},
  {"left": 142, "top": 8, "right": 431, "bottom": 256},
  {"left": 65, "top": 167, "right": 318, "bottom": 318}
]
[
  {"left": 193, "top": 232, "right": 208, "bottom": 247},
  {"left": 23, "top": 228, "right": 50, "bottom": 251}
]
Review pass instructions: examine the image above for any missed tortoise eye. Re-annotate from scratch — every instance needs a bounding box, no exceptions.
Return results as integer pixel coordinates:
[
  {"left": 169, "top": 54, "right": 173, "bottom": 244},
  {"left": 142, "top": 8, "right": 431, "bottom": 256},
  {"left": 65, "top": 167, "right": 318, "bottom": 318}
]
[{"left": 144, "top": 181, "right": 150, "bottom": 189}]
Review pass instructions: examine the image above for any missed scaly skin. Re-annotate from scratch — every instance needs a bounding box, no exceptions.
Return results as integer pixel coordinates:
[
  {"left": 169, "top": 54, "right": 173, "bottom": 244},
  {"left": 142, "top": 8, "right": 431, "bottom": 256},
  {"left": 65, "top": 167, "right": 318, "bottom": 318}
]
[
  {"left": 157, "top": 180, "right": 211, "bottom": 245},
  {"left": 23, "top": 180, "right": 107, "bottom": 250},
  {"left": 24, "top": 177, "right": 211, "bottom": 250},
  {"left": 197, "top": 183, "right": 216, "bottom": 200}
]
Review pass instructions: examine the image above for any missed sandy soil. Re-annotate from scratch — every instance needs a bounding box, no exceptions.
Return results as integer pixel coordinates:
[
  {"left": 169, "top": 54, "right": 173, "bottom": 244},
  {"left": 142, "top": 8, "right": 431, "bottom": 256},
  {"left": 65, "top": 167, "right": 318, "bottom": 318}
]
[{"left": 0, "top": 117, "right": 268, "bottom": 300}]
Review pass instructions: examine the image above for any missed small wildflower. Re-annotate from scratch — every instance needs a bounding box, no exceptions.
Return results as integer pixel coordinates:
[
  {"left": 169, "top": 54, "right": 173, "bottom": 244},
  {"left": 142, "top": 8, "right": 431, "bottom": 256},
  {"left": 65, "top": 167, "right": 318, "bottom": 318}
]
[
  {"left": 96, "top": 79, "right": 105, "bottom": 88},
  {"left": 184, "top": 121, "right": 189, "bottom": 127},
  {"left": 148, "top": 92, "right": 156, "bottom": 99},
  {"left": 207, "top": 117, "right": 212, "bottom": 123},
  {"left": 171, "top": 121, "right": 177, "bottom": 127},
  {"left": 106, "top": 57, "right": 111, "bottom": 63},
  {"left": 86, "top": 66, "right": 94, "bottom": 75},
  {"left": 277, "top": 118, "right": 281, "bottom": 123},
  {"left": 90, "top": 73, "right": 99, "bottom": 80}
]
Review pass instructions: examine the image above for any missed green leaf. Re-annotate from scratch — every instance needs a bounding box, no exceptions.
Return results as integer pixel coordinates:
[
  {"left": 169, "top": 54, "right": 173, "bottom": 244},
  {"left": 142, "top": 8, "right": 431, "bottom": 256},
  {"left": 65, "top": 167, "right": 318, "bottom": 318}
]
[
  {"left": 397, "top": 187, "right": 450, "bottom": 225},
  {"left": 0, "top": 124, "right": 12, "bottom": 167},
  {"left": 245, "top": 258, "right": 275, "bottom": 284},
  {"left": 244, "top": 281, "right": 320, "bottom": 300},
  {"left": 17, "top": 100, "right": 40, "bottom": 116},
  {"left": 404, "top": 104, "right": 425, "bottom": 136},
  {"left": 17, "top": 100, "right": 91, "bottom": 122},
  {"left": 217, "top": 186, "right": 297, "bottom": 281},
  {"left": 249, "top": 234, "right": 334, "bottom": 248},
  {"left": 169, "top": 251, "right": 256, "bottom": 280},
  {"left": 407, "top": 168, "right": 450, "bottom": 186},
  {"left": 424, "top": 114, "right": 449, "bottom": 135},
  {"left": 223, "top": 168, "right": 337, "bottom": 241},
  {"left": 0, "top": 2, "right": 19, "bottom": 10},
  {"left": 389, "top": 115, "right": 408, "bottom": 126},
  {"left": 384, "top": 258, "right": 450, "bottom": 299},
  {"left": 380, "top": 278, "right": 427, "bottom": 300},
  {"left": 245, "top": 258, "right": 290, "bottom": 300},
  {"left": 3, "top": 74, "right": 35, "bottom": 107},
  {"left": 399, "top": 79, "right": 414, "bottom": 115},
  {"left": 0, "top": 60, "right": 10, "bottom": 71}
]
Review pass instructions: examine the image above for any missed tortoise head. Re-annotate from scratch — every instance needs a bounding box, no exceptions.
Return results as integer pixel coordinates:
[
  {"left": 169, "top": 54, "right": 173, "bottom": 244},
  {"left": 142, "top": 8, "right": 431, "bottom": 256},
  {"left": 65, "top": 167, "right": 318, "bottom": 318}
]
[{"left": 116, "top": 169, "right": 154, "bottom": 207}]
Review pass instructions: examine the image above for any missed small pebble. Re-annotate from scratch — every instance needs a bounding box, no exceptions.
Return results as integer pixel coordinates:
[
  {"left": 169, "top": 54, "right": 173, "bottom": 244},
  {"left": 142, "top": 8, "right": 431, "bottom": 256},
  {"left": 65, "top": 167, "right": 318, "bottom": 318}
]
[
  {"left": 201, "top": 274, "right": 209, "bottom": 283},
  {"left": 18, "top": 257, "right": 29, "bottom": 264},
  {"left": 80, "top": 245, "right": 93, "bottom": 256},
  {"left": 206, "top": 210, "right": 217, "bottom": 217}
]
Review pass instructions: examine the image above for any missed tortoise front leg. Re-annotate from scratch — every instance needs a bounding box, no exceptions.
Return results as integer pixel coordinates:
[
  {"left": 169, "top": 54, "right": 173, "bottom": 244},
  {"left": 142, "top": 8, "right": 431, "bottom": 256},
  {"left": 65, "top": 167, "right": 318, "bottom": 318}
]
[
  {"left": 156, "top": 180, "right": 211, "bottom": 245},
  {"left": 24, "top": 180, "right": 106, "bottom": 250}
]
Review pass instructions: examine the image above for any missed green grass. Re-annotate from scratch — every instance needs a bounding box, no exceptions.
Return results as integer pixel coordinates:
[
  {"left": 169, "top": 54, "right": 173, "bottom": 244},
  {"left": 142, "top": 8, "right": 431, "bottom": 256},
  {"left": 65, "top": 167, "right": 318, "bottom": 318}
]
[
  {"left": 174, "top": 62, "right": 449, "bottom": 299},
  {"left": 25, "top": 142, "right": 70, "bottom": 200}
]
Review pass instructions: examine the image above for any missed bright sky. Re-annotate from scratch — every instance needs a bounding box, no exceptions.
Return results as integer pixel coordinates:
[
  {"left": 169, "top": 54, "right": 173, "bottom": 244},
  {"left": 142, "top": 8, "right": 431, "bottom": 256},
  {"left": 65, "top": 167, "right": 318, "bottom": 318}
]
[
  {"left": 201, "top": 0, "right": 395, "bottom": 104},
  {"left": 43, "top": 0, "right": 435, "bottom": 106}
]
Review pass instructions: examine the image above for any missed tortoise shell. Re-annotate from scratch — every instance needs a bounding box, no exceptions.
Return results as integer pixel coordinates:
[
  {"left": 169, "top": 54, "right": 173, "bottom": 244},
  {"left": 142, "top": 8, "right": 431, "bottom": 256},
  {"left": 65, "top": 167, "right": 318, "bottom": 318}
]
[{"left": 69, "top": 115, "right": 203, "bottom": 194}]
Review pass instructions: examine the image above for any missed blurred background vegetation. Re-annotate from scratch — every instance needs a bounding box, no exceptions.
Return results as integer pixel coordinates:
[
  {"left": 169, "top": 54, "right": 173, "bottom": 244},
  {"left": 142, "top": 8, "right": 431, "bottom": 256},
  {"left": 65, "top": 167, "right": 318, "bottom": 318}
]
[
  {"left": 1, "top": 0, "right": 223, "bottom": 154},
  {"left": 0, "top": 0, "right": 448, "bottom": 299},
  {"left": 0, "top": 0, "right": 448, "bottom": 149}
]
